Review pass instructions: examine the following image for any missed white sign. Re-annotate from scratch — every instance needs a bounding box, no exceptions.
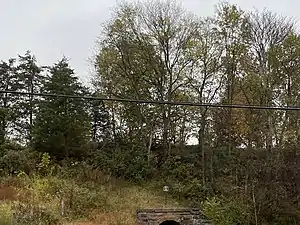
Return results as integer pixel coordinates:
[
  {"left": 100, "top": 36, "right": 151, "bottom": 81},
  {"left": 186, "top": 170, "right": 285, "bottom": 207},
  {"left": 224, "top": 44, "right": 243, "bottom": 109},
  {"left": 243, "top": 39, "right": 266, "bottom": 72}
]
[{"left": 163, "top": 186, "right": 169, "bottom": 192}]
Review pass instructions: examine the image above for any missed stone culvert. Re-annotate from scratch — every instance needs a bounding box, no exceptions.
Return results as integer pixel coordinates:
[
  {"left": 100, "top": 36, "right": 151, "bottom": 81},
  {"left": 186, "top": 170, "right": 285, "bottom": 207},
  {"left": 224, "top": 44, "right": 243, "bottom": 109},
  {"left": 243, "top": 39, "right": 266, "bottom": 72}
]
[{"left": 136, "top": 208, "right": 211, "bottom": 225}]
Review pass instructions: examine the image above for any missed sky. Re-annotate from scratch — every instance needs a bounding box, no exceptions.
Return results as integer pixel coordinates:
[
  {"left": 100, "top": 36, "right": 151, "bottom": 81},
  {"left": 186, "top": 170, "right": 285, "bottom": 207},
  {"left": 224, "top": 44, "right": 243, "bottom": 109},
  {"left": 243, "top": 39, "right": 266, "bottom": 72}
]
[{"left": 0, "top": 0, "right": 299, "bottom": 86}]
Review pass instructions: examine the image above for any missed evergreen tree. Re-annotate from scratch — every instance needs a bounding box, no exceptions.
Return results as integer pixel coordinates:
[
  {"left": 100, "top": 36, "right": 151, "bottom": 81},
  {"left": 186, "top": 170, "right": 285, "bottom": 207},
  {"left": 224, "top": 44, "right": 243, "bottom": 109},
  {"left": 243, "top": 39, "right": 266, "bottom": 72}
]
[
  {"left": 32, "top": 58, "right": 91, "bottom": 158},
  {"left": 90, "top": 93, "right": 111, "bottom": 143},
  {"left": 17, "top": 51, "right": 43, "bottom": 143},
  {"left": 0, "top": 59, "right": 20, "bottom": 144}
]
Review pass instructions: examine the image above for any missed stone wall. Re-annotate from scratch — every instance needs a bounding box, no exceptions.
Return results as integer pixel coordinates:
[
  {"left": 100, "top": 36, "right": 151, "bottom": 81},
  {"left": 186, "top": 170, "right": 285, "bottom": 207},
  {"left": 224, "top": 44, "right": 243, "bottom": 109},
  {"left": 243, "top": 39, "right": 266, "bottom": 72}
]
[{"left": 136, "top": 208, "right": 211, "bottom": 225}]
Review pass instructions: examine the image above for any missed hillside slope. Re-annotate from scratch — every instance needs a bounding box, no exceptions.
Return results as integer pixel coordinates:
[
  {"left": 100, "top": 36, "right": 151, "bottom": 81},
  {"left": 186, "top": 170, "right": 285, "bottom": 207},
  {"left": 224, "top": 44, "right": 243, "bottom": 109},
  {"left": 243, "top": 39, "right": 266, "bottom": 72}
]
[
  {"left": 0, "top": 172, "right": 181, "bottom": 225},
  {"left": 66, "top": 183, "right": 181, "bottom": 225}
]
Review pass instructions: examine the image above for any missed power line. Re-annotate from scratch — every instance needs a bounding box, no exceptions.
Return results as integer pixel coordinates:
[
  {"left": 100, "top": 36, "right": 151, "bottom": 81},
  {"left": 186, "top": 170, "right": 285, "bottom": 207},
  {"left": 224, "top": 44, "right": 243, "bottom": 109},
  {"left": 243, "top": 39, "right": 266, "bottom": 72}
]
[{"left": 1, "top": 90, "right": 300, "bottom": 111}]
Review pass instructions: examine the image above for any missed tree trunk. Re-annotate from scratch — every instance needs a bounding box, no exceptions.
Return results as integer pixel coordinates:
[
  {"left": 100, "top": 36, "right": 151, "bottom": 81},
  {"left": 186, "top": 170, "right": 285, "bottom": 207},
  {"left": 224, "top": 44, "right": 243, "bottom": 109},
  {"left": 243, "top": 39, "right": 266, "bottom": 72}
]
[
  {"left": 0, "top": 118, "right": 5, "bottom": 145},
  {"left": 210, "top": 150, "right": 214, "bottom": 183},
  {"left": 179, "top": 112, "right": 186, "bottom": 147},
  {"left": 266, "top": 113, "right": 273, "bottom": 151},
  {"left": 252, "top": 183, "right": 258, "bottom": 225},
  {"left": 29, "top": 77, "right": 34, "bottom": 142},
  {"left": 0, "top": 91, "right": 9, "bottom": 145},
  {"left": 162, "top": 105, "right": 171, "bottom": 158},
  {"left": 148, "top": 129, "right": 153, "bottom": 163},
  {"left": 111, "top": 103, "right": 119, "bottom": 152},
  {"left": 199, "top": 111, "right": 207, "bottom": 185}
]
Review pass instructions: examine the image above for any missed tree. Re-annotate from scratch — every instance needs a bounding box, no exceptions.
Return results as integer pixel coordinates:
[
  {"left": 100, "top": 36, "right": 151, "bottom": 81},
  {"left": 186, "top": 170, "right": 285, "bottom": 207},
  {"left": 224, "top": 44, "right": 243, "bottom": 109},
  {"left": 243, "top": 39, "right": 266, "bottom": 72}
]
[
  {"left": 0, "top": 59, "right": 20, "bottom": 144},
  {"left": 212, "top": 3, "right": 249, "bottom": 151},
  {"left": 17, "top": 51, "right": 43, "bottom": 143},
  {"left": 245, "top": 9, "right": 294, "bottom": 151},
  {"left": 32, "top": 58, "right": 91, "bottom": 159},
  {"left": 94, "top": 0, "right": 201, "bottom": 157},
  {"left": 268, "top": 33, "right": 300, "bottom": 148},
  {"left": 90, "top": 92, "right": 111, "bottom": 143},
  {"left": 187, "top": 17, "right": 224, "bottom": 184}
]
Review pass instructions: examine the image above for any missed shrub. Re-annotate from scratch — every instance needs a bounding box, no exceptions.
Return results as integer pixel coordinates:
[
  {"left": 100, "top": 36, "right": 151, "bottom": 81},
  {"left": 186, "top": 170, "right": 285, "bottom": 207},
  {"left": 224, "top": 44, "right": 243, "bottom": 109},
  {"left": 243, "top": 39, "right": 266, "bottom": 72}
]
[
  {"left": 37, "top": 153, "right": 54, "bottom": 176},
  {"left": 272, "top": 215, "right": 299, "bottom": 225},
  {"left": 158, "top": 156, "right": 213, "bottom": 205},
  {"left": 35, "top": 177, "right": 107, "bottom": 217},
  {"left": 0, "top": 151, "right": 28, "bottom": 175},
  {"left": 0, "top": 149, "right": 41, "bottom": 176},
  {"left": 181, "top": 179, "right": 214, "bottom": 206},
  {"left": 160, "top": 156, "right": 196, "bottom": 182},
  {"left": 93, "top": 145, "right": 152, "bottom": 183},
  {"left": 0, "top": 142, "right": 24, "bottom": 158},
  {"left": 12, "top": 202, "right": 61, "bottom": 225},
  {"left": 64, "top": 185, "right": 107, "bottom": 216},
  {"left": 202, "top": 197, "right": 251, "bottom": 225}
]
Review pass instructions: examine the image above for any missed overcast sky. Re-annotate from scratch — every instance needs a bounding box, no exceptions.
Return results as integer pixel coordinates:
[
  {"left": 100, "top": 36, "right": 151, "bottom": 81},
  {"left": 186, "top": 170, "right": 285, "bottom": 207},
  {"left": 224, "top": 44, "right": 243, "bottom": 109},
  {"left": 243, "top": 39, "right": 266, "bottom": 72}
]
[{"left": 1, "top": 0, "right": 298, "bottom": 86}]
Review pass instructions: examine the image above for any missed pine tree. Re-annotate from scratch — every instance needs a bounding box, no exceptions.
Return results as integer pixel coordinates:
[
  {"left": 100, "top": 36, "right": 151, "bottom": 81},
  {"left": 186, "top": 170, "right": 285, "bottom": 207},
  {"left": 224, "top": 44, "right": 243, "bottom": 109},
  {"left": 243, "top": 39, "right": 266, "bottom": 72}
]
[
  {"left": 32, "top": 58, "right": 91, "bottom": 159},
  {"left": 17, "top": 51, "right": 43, "bottom": 143},
  {"left": 0, "top": 59, "right": 20, "bottom": 144},
  {"left": 90, "top": 93, "right": 111, "bottom": 143}
]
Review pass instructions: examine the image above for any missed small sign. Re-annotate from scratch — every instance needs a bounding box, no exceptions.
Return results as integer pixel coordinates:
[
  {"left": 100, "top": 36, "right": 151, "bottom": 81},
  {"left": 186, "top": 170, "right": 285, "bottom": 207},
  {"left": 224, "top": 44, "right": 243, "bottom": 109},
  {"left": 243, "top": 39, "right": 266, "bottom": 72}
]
[{"left": 163, "top": 186, "right": 169, "bottom": 192}]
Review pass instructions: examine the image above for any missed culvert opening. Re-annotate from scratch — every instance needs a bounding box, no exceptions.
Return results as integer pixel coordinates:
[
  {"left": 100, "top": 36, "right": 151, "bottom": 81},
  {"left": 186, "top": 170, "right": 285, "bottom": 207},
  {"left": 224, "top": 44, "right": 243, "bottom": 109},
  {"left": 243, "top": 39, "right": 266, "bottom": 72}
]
[{"left": 159, "top": 220, "right": 180, "bottom": 225}]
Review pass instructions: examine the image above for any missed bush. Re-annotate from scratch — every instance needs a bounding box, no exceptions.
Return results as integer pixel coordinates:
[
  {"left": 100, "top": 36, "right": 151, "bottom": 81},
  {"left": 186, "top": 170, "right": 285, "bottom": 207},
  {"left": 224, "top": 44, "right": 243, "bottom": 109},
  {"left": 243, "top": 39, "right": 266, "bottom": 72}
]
[
  {"left": 37, "top": 153, "right": 54, "bottom": 176},
  {"left": 0, "top": 142, "right": 24, "bottom": 158},
  {"left": 158, "top": 156, "right": 213, "bottom": 205},
  {"left": 64, "top": 185, "right": 107, "bottom": 216},
  {"left": 33, "top": 177, "right": 107, "bottom": 217},
  {"left": 272, "top": 215, "right": 299, "bottom": 225},
  {"left": 0, "top": 149, "right": 41, "bottom": 176},
  {"left": 202, "top": 197, "right": 251, "bottom": 225},
  {"left": 160, "top": 156, "right": 196, "bottom": 182},
  {"left": 92, "top": 145, "right": 152, "bottom": 183},
  {"left": 0, "top": 151, "right": 29, "bottom": 175},
  {"left": 181, "top": 179, "right": 214, "bottom": 206},
  {"left": 57, "top": 160, "right": 102, "bottom": 182},
  {"left": 12, "top": 202, "right": 61, "bottom": 225}
]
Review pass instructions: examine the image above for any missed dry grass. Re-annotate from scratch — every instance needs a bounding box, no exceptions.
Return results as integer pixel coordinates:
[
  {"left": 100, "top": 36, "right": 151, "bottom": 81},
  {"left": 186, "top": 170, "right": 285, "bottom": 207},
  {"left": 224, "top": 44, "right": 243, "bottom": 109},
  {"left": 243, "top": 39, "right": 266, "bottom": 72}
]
[
  {"left": 66, "top": 184, "right": 181, "bottom": 225},
  {"left": 0, "top": 185, "right": 16, "bottom": 201},
  {"left": 0, "top": 173, "right": 181, "bottom": 225}
]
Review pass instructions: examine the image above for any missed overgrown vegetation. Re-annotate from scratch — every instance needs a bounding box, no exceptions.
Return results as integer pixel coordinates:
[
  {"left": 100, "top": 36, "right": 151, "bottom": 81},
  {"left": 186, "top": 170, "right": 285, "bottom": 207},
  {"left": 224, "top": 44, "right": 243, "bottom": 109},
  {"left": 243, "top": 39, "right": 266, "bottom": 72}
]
[
  {"left": 0, "top": 149, "right": 181, "bottom": 225},
  {"left": 0, "top": 0, "right": 300, "bottom": 224}
]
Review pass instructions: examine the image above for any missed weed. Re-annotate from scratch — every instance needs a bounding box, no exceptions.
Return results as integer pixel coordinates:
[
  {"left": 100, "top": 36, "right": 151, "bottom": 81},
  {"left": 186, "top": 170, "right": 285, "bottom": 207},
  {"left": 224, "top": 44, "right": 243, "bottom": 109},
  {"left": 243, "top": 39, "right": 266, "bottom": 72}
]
[
  {"left": 12, "top": 202, "right": 61, "bottom": 225},
  {"left": 0, "top": 204, "right": 12, "bottom": 225}
]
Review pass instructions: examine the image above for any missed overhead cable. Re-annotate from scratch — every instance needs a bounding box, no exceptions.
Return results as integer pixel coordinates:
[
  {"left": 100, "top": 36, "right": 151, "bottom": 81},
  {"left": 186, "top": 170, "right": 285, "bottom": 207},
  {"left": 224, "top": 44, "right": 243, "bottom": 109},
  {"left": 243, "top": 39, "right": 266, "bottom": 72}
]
[{"left": 1, "top": 90, "right": 299, "bottom": 111}]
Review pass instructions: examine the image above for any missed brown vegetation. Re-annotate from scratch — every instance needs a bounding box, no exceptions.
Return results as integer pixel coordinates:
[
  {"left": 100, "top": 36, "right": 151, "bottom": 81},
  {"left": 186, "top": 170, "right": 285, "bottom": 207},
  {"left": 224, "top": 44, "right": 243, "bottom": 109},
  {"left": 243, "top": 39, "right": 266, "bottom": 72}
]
[{"left": 0, "top": 185, "right": 16, "bottom": 201}]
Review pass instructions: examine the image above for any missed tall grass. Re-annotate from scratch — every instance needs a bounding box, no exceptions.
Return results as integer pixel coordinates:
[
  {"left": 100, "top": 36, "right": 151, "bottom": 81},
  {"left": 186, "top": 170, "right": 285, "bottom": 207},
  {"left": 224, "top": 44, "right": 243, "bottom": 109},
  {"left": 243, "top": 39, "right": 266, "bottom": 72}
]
[
  {"left": 0, "top": 167, "right": 181, "bottom": 225},
  {"left": 0, "top": 204, "right": 12, "bottom": 225}
]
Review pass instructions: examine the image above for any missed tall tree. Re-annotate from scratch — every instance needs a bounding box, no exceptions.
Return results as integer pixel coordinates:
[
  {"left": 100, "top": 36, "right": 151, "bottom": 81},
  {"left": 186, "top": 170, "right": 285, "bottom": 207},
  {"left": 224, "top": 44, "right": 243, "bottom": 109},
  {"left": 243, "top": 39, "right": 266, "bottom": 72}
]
[
  {"left": 0, "top": 59, "right": 19, "bottom": 144},
  {"left": 32, "top": 58, "right": 91, "bottom": 158},
  {"left": 90, "top": 92, "right": 111, "bottom": 143},
  {"left": 94, "top": 0, "right": 201, "bottom": 157},
  {"left": 245, "top": 9, "right": 294, "bottom": 151},
  {"left": 268, "top": 33, "right": 300, "bottom": 148},
  {"left": 213, "top": 3, "right": 249, "bottom": 151},
  {"left": 17, "top": 51, "right": 43, "bottom": 143},
  {"left": 187, "top": 18, "right": 224, "bottom": 184}
]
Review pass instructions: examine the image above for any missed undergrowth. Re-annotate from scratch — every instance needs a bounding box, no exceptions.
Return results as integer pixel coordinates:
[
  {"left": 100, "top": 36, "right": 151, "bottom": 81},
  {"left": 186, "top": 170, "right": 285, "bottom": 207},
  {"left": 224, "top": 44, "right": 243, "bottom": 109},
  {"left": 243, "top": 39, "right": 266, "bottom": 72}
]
[{"left": 0, "top": 153, "right": 181, "bottom": 225}]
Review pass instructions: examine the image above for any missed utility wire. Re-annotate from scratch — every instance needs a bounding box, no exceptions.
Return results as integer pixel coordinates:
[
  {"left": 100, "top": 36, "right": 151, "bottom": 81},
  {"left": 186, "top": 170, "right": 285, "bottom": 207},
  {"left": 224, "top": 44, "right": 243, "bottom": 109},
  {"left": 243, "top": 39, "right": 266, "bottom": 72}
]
[{"left": 0, "top": 90, "right": 300, "bottom": 111}]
